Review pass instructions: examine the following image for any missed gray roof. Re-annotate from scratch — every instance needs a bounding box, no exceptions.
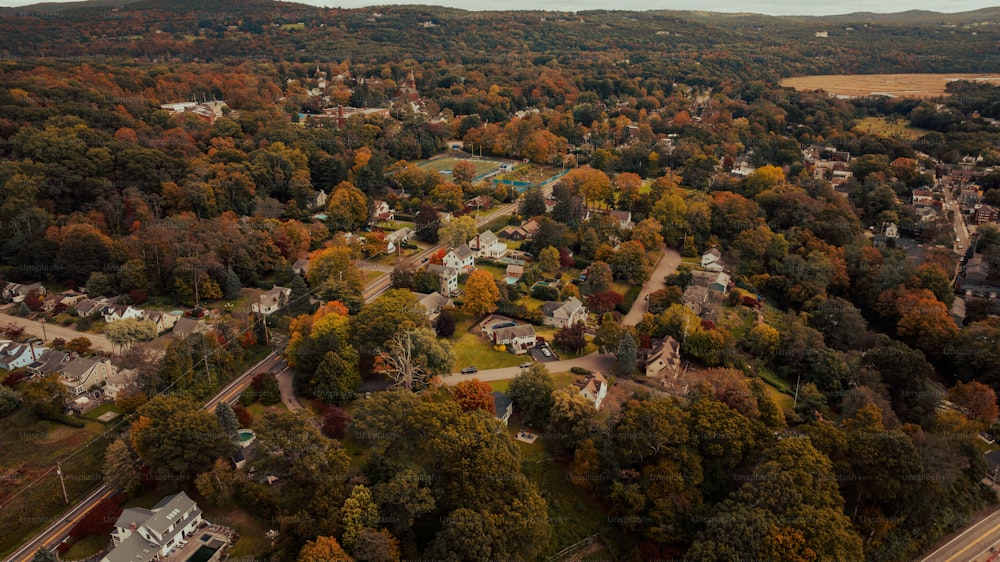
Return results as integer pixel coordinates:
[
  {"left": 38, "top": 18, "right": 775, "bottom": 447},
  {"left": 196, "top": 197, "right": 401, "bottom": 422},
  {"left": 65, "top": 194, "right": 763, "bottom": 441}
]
[
  {"left": 173, "top": 317, "right": 206, "bottom": 338},
  {"left": 62, "top": 357, "right": 101, "bottom": 380},
  {"left": 418, "top": 291, "right": 451, "bottom": 311},
  {"left": 451, "top": 244, "right": 474, "bottom": 260},
  {"left": 427, "top": 264, "right": 458, "bottom": 278},
  {"left": 492, "top": 391, "right": 512, "bottom": 418},
  {"left": 542, "top": 297, "right": 584, "bottom": 319},
  {"left": 30, "top": 349, "right": 71, "bottom": 375},
  {"left": 144, "top": 491, "right": 201, "bottom": 537},
  {"left": 494, "top": 324, "right": 536, "bottom": 340},
  {"left": 104, "top": 530, "right": 160, "bottom": 562},
  {"left": 476, "top": 230, "right": 499, "bottom": 247}
]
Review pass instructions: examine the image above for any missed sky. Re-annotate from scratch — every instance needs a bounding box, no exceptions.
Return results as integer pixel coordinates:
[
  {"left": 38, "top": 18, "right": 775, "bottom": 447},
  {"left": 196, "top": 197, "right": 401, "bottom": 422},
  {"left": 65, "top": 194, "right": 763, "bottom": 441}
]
[{"left": 0, "top": 0, "right": 996, "bottom": 15}]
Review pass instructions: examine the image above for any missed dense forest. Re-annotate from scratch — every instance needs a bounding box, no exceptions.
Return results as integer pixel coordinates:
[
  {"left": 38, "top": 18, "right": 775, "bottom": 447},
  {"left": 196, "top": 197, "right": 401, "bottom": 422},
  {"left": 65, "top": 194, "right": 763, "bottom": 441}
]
[{"left": 2, "top": 2, "right": 1000, "bottom": 561}]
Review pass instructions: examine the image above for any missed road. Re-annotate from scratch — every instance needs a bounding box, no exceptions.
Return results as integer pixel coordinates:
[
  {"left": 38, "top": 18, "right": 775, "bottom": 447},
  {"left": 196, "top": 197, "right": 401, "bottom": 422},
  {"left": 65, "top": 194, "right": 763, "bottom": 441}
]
[
  {"left": 921, "top": 502, "right": 1000, "bottom": 562},
  {"left": 942, "top": 180, "right": 972, "bottom": 252},
  {"left": 4, "top": 350, "right": 282, "bottom": 562},
  {"left": 0, "top": 312, "right": 115, "bottom": 353},
  {"left": 621, "top": 247, "right": 682, "bottom": 326}
]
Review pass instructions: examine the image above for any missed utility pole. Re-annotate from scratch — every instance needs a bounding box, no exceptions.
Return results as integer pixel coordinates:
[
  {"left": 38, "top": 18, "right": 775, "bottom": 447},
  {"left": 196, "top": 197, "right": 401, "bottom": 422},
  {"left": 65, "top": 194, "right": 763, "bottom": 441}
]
[
  {"left": 38, "top": 318, "right": 47, "bottom": 342},
  {"left": 56, "top": 461, "right": 69, "bottom": 504},
  {"left": 792, "top": 373, "right": 802, "bottom": 409}
]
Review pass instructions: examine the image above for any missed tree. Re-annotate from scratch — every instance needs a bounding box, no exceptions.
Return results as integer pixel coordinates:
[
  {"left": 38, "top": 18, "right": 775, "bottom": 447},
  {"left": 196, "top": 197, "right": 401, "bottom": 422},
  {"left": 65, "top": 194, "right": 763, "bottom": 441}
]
[
  {"left": 631, "top": 217, "right": 664, "bottom": 251},
  {"left": 537, "top": 246, "right": 561, "bottom": 276},
  {"left": 298, "top": 536, "right": 354, "bottom": 562},
  {"left": 326, "top": 181, "right": 369, "bottom": 232},
  {"left": 194, "top": 458, "right": 241, "bottom": 507},
  {"left": 451, "top": 161, "right": 478, "bottom": 187},
  {"left": 554, "top": 321, "right": 587, "bottom": 353},
  {"left": 30, "top": 549, "right": 58, "bottom": 562},
  {"left": 949, "top": 381, "right": 999, "bottom": 425},
  {"left": 547, "top": 387, "right": 598, "bottom": 455},
  {"left": 452, "top": 379, "right": 496, "bottom": 414},
  {"left": 895, "top": 288, "right": 958, "bottom": 355},
  {"left": 508, "top": 364, "right": 556, "bottom": 427},
  {"left": 85, "top": 271, "right": 115, "bottom": 297},
  {"left": 0, "top": 382, "right": 19, "bottom": 416},
  {"left": 648, "top": 286, "right": 682, "bottom": 314},
  {"left": 20, "top": 373, "right": 69, "bottom": 420},
  {"left": 744, "top": 323, "right": 780, "bottom": 360},
  {"left": 566, "top": 166, "right": 612, "bottom": 208},
  {"left": 353, "top": 528, "right": 401, "bottom": 562},
  {"left": 306, "top": 247, "right": 364, "bottom": 309},
  {"left": 462, "top": 269, "right": 500, "bottom": 317},
  {"left": 435, "top": 310, "right": 456, "bottom": 337},
  {"left": 438, "top": 215, "right": 478, "bottom": 248},
  {"left": 587, "top": 290, "right": 623, "bottom": 314},
  {"left": 430, "top": 182, "right": 464, "bottom": 211},
  {"left": 570, "top": 438, "right": 601, "bottom": 491},
  {"left": 249, "top": 372, "right": 281, "bottom": 405},
  {"left": 223, "top": 268, "right": 242, "bottom": 300},
  {"left": 103, "top": 437, "right": 140, "bottom": 495},
  {"left": 414, "top": 203, "right": 441, "bottom": 243},
  {"left": 615, "top": 330, "right": 637, "bottom": 375},
  {"left": 743, "top": 164, "right": 785, "bottom": 197},
  {"left": 594, "top": 313, "right": 624, "bottom": 355},
  {"left": 520, "top": 187, "right": 546, "bottom": 218},
  {"left": 130, "top": 395, "right": 232, "bottom": 481},
  {"left": 105, "top": 318, "right": 159, "bottom": 352},
  {"left": 584, "top": 261, "right": 614, "bottom": 294},
  {"left": 375, "top": 328, "right": 454, "bottom": 391},
  {"left": 54, "top": 223, "right": 114, "bottom": 283},
  {"left": 615, "top": 172, "right": 642, "bottom": 208},
  {"left": 353, "top": 289, "right": 426, "bottom": 353},
  {"left": 215, "top": 402, "right": 240, "bottom": 441},
  {"left": 315, "top": 351, "right": 360, "bottom": 405},
  {"left": 341, "top": 484, "right": 380, "bottom": 552},
  {"left": 321, "top": 405, "right": 351, "bottom": 439}
]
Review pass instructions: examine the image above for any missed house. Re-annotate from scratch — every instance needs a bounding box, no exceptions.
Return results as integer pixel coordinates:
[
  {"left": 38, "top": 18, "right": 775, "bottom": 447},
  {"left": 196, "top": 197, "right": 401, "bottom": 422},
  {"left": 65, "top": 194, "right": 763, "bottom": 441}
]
[
  {"left": 605, "top": 209, "right": 634, "bottom": 230},
  {"left": 41, "top": 290, "right": 85, "bottom": 314},
  {"left": 913, "top": 205, "right": 937, "bottom": 223},
  {"left": 1, "top": 282, "right": 45, "bottom": 303},
  {"left": 911, "top": 189, "right": 935, "bottom": 203},
  {"left": 950, "top": 297, "right": 967, "bottom": 328},
  {"left": 498, "top": 225, "right": 530, "bottom": 241},
  {"left": 965, "top": 257, "right": 990, "bottom": 285},
  {"left": 574, "top": 371, "right": 608, "bottom": 411},
  {"left": 701, "top": 248, "right": 722, "bottom": 268},
  {"left": 443, "top": 245, "right": 475, "bottom": 272},
  {"left": 104, "top": 305, "right": 144, "bottom": 324},
  {"left": 682, "top": 285, "right": 711, "bottom": 315},
  {"left": 385, "top": 227, "right": 414, "bottom": 254},
  {"left": 541, "top": 297, "right": 588, "bottom": 329},
  {"left": 505, "top": 264, "right": 525, "bottom": 284},
  {"left": 644, "top": 336, "right": 681, "bottom": 379},
  {"left": 142, "top": 311, "right": 179, "bottom": 334},
  {"left": 73, "top": 297, "right": 112, "bottom": 318},
  {"left": 427, "top": 264, "right": 459, "bottom": 295},
  {"left": 492, "top": 391, "right": 513, "bottom": 426},
  {"left": 59, "top": 356, "right": 117, "bottom": 397},
  {"left": 172, "top": 317, "right": 209, "bottom": 339},
  {"left": 291, "top": 257, "right": 310, "bottom": 276},
  {"left": 691, "top": 270, "right": 731, "bottom": 294},
  {"left": 372, "top": 200, "right": 395, "bottom": 222},
  {"left": 28, "top": 349, "right": 71, "bottom": 377},
  {"left": 105, "top": 491, "right": 206, "bottom": 562},
  {"left": 520, "top": 219, "right": 541, "bottom": 238},
  {"left": 104, "top": 369, "right": 138, "bottom": 401},
  {"left": 491, "top": 324, "right": 536, "bottom": 355},
  {"left": 974, "top": 205, "right": 1000, "bottom": 224},
  {"left": 415, "top": 291, "right": 452, "bottom": 320},
  {"left": 469, "top": 230, "right": 508, "bottom": 259},
  {"left": 0, "top": 341, "right": 47, "bottom": 370},
  {"left": 464, "top": 195, "right": 494, "bottom": 213},
  {"left": 251, "top": 285, "right": 291, "bottom": 316}
]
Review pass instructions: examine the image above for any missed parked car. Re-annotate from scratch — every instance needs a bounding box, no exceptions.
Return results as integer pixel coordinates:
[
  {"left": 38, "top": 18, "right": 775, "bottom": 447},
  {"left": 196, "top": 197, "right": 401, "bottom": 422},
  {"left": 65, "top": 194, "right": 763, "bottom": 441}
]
[
  {"left": 519, "top": 362, "right": 532, "bottom": 369},
  {"left": 541, "top": 347, "right": 552, "bottom": 357},
  {"left": 461, "top": 366, "right": 478, "bottom": 374}
]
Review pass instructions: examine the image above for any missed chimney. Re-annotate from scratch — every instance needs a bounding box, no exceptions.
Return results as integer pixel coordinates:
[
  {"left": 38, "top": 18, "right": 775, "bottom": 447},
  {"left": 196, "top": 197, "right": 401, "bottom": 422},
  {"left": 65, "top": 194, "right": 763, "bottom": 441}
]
[
  {"left": 129, "top": 521, "right": 137, "bottom": 532},
  {"left": 29, "top": 342, "right": 36, "bottom": 362}
]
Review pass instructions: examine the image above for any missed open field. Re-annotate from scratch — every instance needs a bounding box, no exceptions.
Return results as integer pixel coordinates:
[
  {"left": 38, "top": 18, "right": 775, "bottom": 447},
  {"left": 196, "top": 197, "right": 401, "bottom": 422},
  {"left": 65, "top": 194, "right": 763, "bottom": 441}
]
[
  {"left": 417, "top": 156, "right": 500, "bottom": 180},
  {"left": 780, "top": 73, "right": 1000, "bottom": 98},
  {"left": 853, "top": 116, "right": 930, "bottom": 140}
]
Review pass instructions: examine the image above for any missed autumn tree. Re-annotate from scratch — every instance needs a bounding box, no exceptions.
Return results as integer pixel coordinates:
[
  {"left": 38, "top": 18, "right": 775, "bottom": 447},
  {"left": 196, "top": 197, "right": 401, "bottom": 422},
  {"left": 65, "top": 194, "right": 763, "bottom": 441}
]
[
  {"left": 375, "top": 328, "right": 455, "bottom": 391},
  {"left": 103, "top": 437, "right": 140, "bottom": 495},
  {"left": 895, "top": 288, "right": 958, "bottom": 355},
  {"left": 326, "top": 181, "right": 369, "bottom": 232},
  {"left": 342, "top": 484, "right": 380, "bottom": 552},
  {"left": 948, "top": 381, "right": 999, "bottom": 425},
  {"left": 547, "top": 386, "right": 598, "bottom": 456},
  {"left": 452, "top": 379, "right": 496, "bottom": 414},
  {"left": 509, "top": 364, "right": 556, "bottom": 427},
  {"left": 353, "top": 290, "right": 427, "bottom": 351},
  {"left": 20, "top": 373, "right": 69, "bottom": 420},
  {"left": 438, "top": 215, "right": 478, "bottom": 248},
  {"left": 299, "top": 536, "right": 354, "bottom": 562},
  {"left": 414, "top": 203, "right": 441, "bottom": 243},
  {"left": 130, "top": 395, "right": 231, "bottom": 481},
  {"left": 462, "top": 269, "right": 500, "bottom": 317}
]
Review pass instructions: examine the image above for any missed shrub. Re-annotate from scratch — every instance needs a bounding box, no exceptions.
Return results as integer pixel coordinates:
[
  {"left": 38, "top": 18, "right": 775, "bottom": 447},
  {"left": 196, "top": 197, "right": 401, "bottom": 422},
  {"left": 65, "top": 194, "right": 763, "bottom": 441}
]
[
  {"left": 531, "top": 284, "right": 560, "bottom": 302},
  {"left": 2, "top": 370, "right": 30, "bottom": 388},
  {"left": 233, "top": 404, "right": 253, "bottom": 427},
  {"left": 320, "top": 405, "right": 351, "bottom": 439},
  {"left": 0, "top": 385, "right": 19, "bottom": 417},
  {"left": 570, "top": 366, "right": 592, "bottom": 375}
]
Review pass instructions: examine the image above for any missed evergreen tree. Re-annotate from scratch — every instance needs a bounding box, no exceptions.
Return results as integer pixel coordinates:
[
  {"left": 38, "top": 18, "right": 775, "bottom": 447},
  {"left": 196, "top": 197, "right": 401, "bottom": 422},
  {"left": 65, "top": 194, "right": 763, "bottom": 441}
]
[
  {"left": 223, "top": 268, "right": 241, "bottom": 300},
  {"left": 520, "top": 187, "right": 547, "bottom": 218},
  {"left": 215, "top": 402, "right": 241, "bottom": 441},
  {"left": 615, "top": 331, "right": 637, "bottom": 376}
]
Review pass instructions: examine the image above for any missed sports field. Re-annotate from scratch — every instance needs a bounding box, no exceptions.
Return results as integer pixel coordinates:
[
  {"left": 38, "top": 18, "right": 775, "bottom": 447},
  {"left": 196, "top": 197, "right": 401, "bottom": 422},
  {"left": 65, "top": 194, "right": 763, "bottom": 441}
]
[
  {"left": 780, "top": 73, "right": 1000, "bottom": 99},
  {"left": 418, "top": 156, "right": 501, "bottom": 180}
]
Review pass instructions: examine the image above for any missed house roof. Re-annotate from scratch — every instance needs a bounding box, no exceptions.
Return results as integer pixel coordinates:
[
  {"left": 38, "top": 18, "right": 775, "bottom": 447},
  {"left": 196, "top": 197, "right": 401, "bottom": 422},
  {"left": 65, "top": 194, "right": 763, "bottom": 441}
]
[
  {"left": 521, "top": 219, "right": 541, "bottom": 234},
  {"left": 61, "top": 357, "right": 103, "bottom": 381},
  {"left": 292, "top": 257, "right": 309, "bottom": 272},
  {"left": 451, "top": 244, "right": 474, "bottom": 260},
  {"left": 173, "top": 317, "right": 206, "bottom": 339},
  {"left": 647, "top": 336, "right": 681, "bottom": 366},
  {"left": 492, "top": 391, "right": 513, "bottom": 418},
  {"left": 704, "top": 248, "right": 722, "bottom": 259},
  {"left": 30, "top": 349, "right": 71, "bottom": 375},
  {"left": 506, "top": 264, "right": 524, "bottom": 276},
  {"left": 417, "top": 291, "right": 451, "bottom": 311},
  {"left": 498, "top": 225, "right": 529, "bottom": 238},
  {"left": 476, "top": 230, "right": 499, "bottom": 247},
  {"left": 543, "top": 296, "right": 583, "bottom": 319},
  {"left": 575, "top": 371, "right": 607, "bottom": 398},
  {"left": 606, "top": 209, "right": 631, "bottom": 222},
  {"left": 144, "top": 491, "right": 200, "bottom": 537},
  {"left": 427, "top": 264, "right": 458, "bottom": 278},
  {"left": 386, "top": 227, "right": 414, "bottom": 242},
  {"left": 494, "top": 324, "right": 536, "bottom": 340}
]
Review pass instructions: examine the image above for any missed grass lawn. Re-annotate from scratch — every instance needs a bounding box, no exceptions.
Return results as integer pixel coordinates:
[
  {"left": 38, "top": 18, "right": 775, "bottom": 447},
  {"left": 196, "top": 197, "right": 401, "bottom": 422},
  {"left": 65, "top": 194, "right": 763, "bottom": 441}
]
[
  {"left": 362, "top": 270, "right": 385, "bottom": 284},
  {"left": 374, "top": 220, "right": 416, "bottom": 231},
  {"left": 200, "top": 505, "right": 272, "bottom": 558},
  {"left": 450, "top": 331, "right": 523, "bottom": 370},
  {"left": 489, "top": 371, "right": 579, "bottom": 394},
  {"left": 81, "top": 402, "right": 122, "bottom": 422},
  {"left": 853, "top": 116, "right": 929, "bottom": 141},
  {"left": 61, "top": 533, "right": 109, "bottom": 558},
  {"left": 417, "top": 156, "right": 500, "bottom": 179},
  {"left": 511, "top": 419, "right": 608, "bottom": 555}
]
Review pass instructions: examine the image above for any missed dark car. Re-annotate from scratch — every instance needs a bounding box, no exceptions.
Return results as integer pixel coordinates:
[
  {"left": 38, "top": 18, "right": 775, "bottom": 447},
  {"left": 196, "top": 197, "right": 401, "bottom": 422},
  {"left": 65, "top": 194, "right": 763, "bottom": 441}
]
[{"left": 461, "top": 366, "right": 478, "bottom": 374}]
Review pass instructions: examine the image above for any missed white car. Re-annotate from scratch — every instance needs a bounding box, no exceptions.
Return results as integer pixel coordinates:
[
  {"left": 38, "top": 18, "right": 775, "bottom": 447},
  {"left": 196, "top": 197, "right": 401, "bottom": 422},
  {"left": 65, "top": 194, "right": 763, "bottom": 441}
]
[{"left": 541, "top": 347, "right": 552, "bottom": 357}]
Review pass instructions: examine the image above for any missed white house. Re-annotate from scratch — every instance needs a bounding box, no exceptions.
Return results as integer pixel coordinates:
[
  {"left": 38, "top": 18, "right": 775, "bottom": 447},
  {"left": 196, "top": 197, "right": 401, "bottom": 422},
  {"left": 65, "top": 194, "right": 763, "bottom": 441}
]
[
  {"left": 385, "top": 227, "right": 414, "bottom": 254},
  {"left": 74, "top": 297, "right": 113, "bottom": 318},
  {"left": 103, "top": 369, "right": 138, "bottom": 401},
  {"left": 372, "top": 200, "right": 395, "bottom": 222},
  {"left": 106, "top": 491, "right": 205, "bottom": 562},
  {"left": 142, "top": 311, "right": 179, "bottom": 334},
  {"left": 468, "top": 230, "right": 508, "bottom": 259},
  {"left": 59, "top": 356, "right": 117, "bottom": 397},
  {"left": 252, "top": 285, "right": 291, "bottom": 316},
  {"left": 644, "top": 337, "right": 681, "bottom": 379},
  {"left": 491, "top": 324, "right": 536, "bottom": 355},
  {"left": 493, "top": 391, "right": 513, "bottom": 426},
  {"left": 575, "top": 371, "right": 608, "bottom": 411},
  {"left": 443, "top": 245, "right": 475, "bottom": 272},
  {"left": 541, "top": 297, "right": 588, "bottom": 329},
  {"left": 103, "top": 305, "right": 144, "bottom": 324},
  {"left": 605, "top": 209, "right": 633, "bottom": 230},
  {"left": 701, "top": 248, "right": 722, "bottom": 268},
  {"left": 1, "top": 282, "right": 46, "bottom": 303},
  {"left": 427, "top": 264, "right": 459, "bottom": 295},
  {"left": 0, "top": 341, "right": 47, "bottom": 370}
]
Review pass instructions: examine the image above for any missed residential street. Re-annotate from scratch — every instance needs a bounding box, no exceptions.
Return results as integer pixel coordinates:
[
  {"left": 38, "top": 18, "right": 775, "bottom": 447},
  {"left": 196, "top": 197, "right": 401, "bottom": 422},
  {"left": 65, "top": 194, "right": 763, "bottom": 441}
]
[
  {"left": 0, "top": 311, "right": 115, "bottom": 353},
  {"left": 921, "top": 500, "right": 1000, "bottom": 562}
]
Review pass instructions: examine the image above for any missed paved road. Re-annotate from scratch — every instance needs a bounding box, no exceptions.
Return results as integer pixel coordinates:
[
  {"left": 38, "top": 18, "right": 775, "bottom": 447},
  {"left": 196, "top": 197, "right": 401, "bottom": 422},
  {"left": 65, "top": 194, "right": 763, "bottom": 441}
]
[
  {"left": 0, "top": 312, "right": 115, "bottom": 353},
  {"left": 921, "top": 501, "right": 1000, "bottom": 562},
  {"left": 621, "top": 247, "right": 682, "bottom": 326},
  {"left": 5, "top": 350, "right": 281, "bottom": 562},
  {"left": 275, "top": 361, "right": 303, "bottom": 411}
]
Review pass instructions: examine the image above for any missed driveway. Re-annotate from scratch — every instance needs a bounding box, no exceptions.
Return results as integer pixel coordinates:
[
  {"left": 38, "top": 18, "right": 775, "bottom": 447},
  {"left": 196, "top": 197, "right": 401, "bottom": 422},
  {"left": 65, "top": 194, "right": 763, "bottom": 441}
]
[
  {"left": 621, "top": 246, "right": 682, "bottom": 326},
  {"left": 444, "top": 352, "right": 617, "bottom": 385},
  {"left": 0, "top": 312, "right": 116, "bottom": 353},
  {"left": 274, "top": 359, "right": 303, "bottom": 410}
]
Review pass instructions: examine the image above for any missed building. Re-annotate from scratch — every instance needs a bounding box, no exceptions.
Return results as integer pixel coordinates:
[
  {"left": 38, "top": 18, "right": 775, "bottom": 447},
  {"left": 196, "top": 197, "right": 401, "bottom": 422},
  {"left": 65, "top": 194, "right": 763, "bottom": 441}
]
[
  {"left": 541, "top": 297, "right": 588, "bottom": 329},
  {"left": 691, "top": 270, "right": 731, "bottom": 294},
  {"left": 292, "top": 257, "right": 309, "bottom": 276},
  {"left": 172, "top": 317, "right": 209, "bottom": 340},
  {"left": 604, "top": 209, "right": 634, "bottom": 230},
  {"left": 252, "top": 285, "right": 291, "bottom": 316},
  {"left": 0, "top": 341, "right": 47, "bottom": 371},
  {"left": 28, "top": 349, "right": 71, "bottom": 377},
  {"left": 41, "top": 290, "right": 85, "bottom": 314},
  {"left": 1, "top": 282, "right": 45, "bottom": 303},
  {"left": 965, "top": 257, "right": 990, "bottom": 285},
  {"left": 574, "top": 371, "right": 608, "bottom": 411},
  {"left": 505, "top": 264, "right": 524, "bottom": 285},
  {"left": 313, "top": 105, "right": 391, "bottom": 128},
  {"left": 372, "top": 200, "right": 395, "bottom": 222},
  {"left": 104, "top": 369, "right": 138, "bottom": 401},
  {"left": 427, "top": 264, "right": 460, "bottom": 295},
  {"left": 385, "top": 227, "right": 414, "bottom": 254},
  {"left": 497, "top": 225, "right": 530, "bottom": 241},
  {"left": 160, "top": 100, "right": 229, "bottom": 124},
  {"left": 469, "top": 230, "right": 508, "bottom": 259},
  {"left": 59, "top": 356, "right": 117, "bottom": 397},
  {"left": 74, "top": 297, "right": 113, "bottom": 318},
  {"left": 415, "top": 291, "right": 452, "bottom": 320},
  {"left": 911, "top": 189, "right": 935, "bottom": 203},
  {"left": 105, "top": 491, "right": 206, "bottom": 562},
  {"left": 644, "top": 336, "right": 681, "bottom": 379},
  {"left": 103, "top": 305, "right": 144, "bottom": 324},
  {"left": 443, "top": 245, "right": 475, "bottom": 272},
  {"left": 700, "top": 248, "right": 727, "bottom": 272},
  {"left": 142, "top": 310, "right": 179, "bottom": 334},
  {"left": 492, "top": 391, "right": 513, "bottom": 426},
  {"left": 974, "top": 205, "right": 1000, "bottom": 224},
  {"left": 491, "top": 324, "right": 537, "bottom": 355}
]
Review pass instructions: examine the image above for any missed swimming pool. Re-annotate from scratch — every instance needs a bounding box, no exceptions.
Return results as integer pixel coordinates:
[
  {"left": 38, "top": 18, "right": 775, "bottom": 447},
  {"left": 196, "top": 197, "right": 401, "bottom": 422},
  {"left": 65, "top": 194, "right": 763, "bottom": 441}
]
[{"left": 186, "top": 545, "right": 218, "bottom": 562}]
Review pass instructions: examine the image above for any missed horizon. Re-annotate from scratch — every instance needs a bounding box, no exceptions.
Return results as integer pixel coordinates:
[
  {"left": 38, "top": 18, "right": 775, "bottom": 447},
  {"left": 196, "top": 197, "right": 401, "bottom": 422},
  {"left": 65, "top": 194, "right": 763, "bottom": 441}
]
[{"left": 0, "top": 0, "right": 997, "bottom": 16}]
